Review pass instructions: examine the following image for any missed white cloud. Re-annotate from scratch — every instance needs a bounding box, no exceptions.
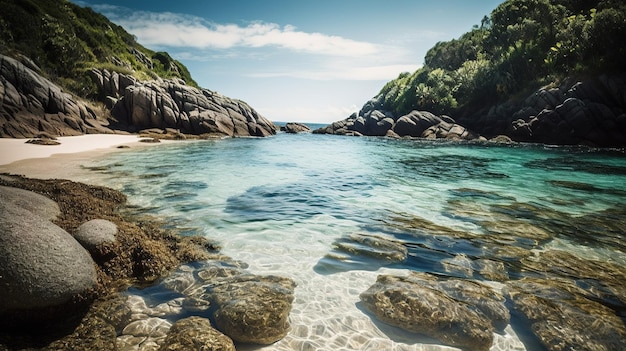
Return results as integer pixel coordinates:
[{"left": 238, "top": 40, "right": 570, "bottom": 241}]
[
  {"left": 248, "top": 64, "right": 422, "bottom": 81},
  {"left": 98, "top": 7, "right": 379, "bottom": 56}
]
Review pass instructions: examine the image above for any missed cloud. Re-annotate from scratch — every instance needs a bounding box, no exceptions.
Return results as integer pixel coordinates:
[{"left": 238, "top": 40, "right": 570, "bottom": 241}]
[
  {"left": 248, "top": 64, "right": 422, "bottom": 81},
  {"left": 96, "top": 7, "right": 379, "bottom": 56}
]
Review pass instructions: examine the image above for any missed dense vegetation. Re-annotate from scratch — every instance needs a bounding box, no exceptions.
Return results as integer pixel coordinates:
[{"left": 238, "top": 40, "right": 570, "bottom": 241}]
[
  {"left": 379, "top": 0, "right": 625, "bottom": 118},
  {"left": 0, "top": 0, "right": 197, "bottom": 97}
]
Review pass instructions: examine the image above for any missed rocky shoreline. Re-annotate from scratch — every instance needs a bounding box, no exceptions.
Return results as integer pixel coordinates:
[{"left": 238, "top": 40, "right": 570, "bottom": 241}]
[
  {"left": 0, "top": 54, "right": 277, "bottom": 139},
  {"left": 0, "top": 174, "right": 295, "bottom": 350}
]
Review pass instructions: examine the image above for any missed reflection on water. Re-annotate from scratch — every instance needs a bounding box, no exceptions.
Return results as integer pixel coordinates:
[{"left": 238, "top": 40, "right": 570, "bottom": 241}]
[{"left": 84, "top": 134, "right": 626, "bottom": 350}]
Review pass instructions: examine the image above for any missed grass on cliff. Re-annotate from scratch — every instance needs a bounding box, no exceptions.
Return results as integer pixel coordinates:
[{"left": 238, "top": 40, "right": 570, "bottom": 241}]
[{"left": 0, "top": 0, "right": 198, "bottom": 99}]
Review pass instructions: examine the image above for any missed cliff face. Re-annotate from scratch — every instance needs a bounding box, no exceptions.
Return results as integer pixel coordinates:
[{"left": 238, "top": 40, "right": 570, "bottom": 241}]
[{"left": 0, "top": 55, "right": 113, "bottom": 138}]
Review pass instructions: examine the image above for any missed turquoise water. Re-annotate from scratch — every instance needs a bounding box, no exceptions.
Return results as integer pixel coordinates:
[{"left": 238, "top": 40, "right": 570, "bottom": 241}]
[{"left": 85, "top": 133, "right": 626, "bottom": 350}]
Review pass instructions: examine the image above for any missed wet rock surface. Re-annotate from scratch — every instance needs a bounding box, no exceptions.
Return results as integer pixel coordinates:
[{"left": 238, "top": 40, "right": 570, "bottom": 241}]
[
  {"left": 360, "top": 272, "right": 508, "bottom": 351},
  {"left": 159, "top": 316, "right": 235, "bottom": 351},
  {"left": 506, "top": 277, "right": 626, "bottom": 351},
  {"left": 155, "top": 260, "right": 297, "bottom": 345}
]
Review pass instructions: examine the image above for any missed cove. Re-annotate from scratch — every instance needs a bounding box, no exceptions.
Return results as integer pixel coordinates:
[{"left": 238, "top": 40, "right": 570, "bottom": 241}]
[{"left": 84, "top": 133, "right": 626, "bottom": 350}]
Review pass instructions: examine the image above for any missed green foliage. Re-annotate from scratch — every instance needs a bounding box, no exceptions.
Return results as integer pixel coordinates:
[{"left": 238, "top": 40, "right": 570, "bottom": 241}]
[
  {"left": 377, "top": 0, "right": 625, "bottom": 119},
  {"left": 0, "top": 0, "right": 198, "bottom": 98}
]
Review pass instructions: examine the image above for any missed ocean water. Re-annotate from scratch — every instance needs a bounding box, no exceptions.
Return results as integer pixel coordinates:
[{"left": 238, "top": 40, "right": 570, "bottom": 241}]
[{"left": 83, "top": 132, "right": 626, "bottom": 350}]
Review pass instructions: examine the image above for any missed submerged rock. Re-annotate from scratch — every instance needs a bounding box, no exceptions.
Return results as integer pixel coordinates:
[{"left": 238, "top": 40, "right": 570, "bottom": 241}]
[
  {"left": 210, "top": 274, "right": 296, "bottom": 344},
  {"left": 506, "top": 277, "right": 626, "bottom": 351},
  {"left": 360, "top": 272, "right": 508, "bottom": 351},
  {"left": 160, "top": 316, "right": 235, "bottom": 351},
  {"left": 133, "top": 260, "right": 296, "bottom": 346}
]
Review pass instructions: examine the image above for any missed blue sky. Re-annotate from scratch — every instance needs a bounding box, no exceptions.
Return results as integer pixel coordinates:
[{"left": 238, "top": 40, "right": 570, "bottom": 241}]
[{"left": 73, "top": 0, "right": 504, "bottom": 123}]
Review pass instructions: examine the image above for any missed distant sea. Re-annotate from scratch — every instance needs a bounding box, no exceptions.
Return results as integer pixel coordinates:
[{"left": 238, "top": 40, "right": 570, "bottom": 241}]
[{"left": 83, "top": 133, "right": 626, "bottom": 350}]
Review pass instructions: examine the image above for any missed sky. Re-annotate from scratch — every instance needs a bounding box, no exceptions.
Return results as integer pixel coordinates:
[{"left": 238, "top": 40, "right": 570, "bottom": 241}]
[{"left": 73, "top": 0, "right": 504, "bottom": 123}]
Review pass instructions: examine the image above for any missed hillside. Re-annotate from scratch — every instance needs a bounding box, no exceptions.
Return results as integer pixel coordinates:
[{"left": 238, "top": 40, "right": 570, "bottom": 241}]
[
  {"left": 0, "top": 0, "right": 196, "bottom": 96},
  {"left": 317, "top": 0, "right": 626, "bottom": 147},
  {"left": 0, "top": 0, "right": 276, "bottom": 138}
]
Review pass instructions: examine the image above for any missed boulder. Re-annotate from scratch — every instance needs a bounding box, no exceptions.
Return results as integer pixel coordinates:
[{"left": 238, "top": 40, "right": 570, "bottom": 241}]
[
  {"left": 89, "top": 70, "right": 276, "bottom": 137},
  {"left": 315, "top": 108, "right": 482, "bottom": 140},
  {"left": 137, "top": 260, "right": 296, "bottom": 345},
  {"left": 210, "top": 274, "right": 296, "bottom": 344},
  {"left": 74, "top": 219, "right": 118, "bottom": 252},
  {"left": 280, "top": 122, "right": 311, "bottom": 134},
  {"left": 159, "top": 317, "right": 235, "bottom": 351},
  {"left": 477, "top": 75, "right": 626, "bottom": 146},
  {"left": 0, "top": 185, "right": 60, "bottom": 221},
  {"left": 360, "top": 272, "right": 508, "bottom": 351},
  {"left": 506, "top": 277, "right": 626, "bottom": 351},
  {"left": 0, "top": 54, "right": 112, "bottom": 137},
  {"left": 0, "top": 187, "right": 98, "bottom": 325}
]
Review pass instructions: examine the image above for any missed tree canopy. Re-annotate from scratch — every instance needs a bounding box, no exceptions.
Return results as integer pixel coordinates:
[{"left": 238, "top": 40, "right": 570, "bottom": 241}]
[{"left": 379, "top": 0, "right": 625, "bottom": 119}]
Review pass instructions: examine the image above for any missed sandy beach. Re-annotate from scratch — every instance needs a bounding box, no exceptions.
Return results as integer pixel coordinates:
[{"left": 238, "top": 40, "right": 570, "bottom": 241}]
[{"left": 0, "top": 134, "right": 154, "bottom": 180}]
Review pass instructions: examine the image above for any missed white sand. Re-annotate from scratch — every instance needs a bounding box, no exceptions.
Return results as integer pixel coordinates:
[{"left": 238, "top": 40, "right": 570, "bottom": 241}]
[{"left": 0, "top": 134, "right": 158, "bottom": 180}]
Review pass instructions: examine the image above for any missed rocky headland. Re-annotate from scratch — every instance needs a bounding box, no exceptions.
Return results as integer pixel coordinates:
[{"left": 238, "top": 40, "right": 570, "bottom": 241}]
[
  {"left": 0, "top": 174, "right": 295, "bottom": 350},
  {"left": 0, "top": 54, "right": 276, "bottom": 139},
  {"left": 314, "top": 75, "right": 626, "bottom": 147}
]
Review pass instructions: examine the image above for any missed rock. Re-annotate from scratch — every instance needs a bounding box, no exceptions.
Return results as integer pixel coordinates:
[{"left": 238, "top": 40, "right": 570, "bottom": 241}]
[
  {"left": 0, "top": 187, "right": 98, "bottom": 325},
  {"left": 506, "top": 277, "right": 626, "bottom": 351},
  {"left": 280, "top": 122, "right": 311, "bottom": 133},
  {"left": 316, "top": 108, "right": 482, "bottom": 141},
  {"left": 0, "top": 185, "right": 60, "bottom": 221},
  {"left": 0, "top": 54, "right": 112, "bottom": 137},
  {"left": 210, "top": 274, "right": 296, "bottom": 344},
  {"left": 316, "top": 233, "right": 408, "bottom": 272},
  {"left": 140, "top": 260, "right": 296, "bottom": 345},
  {"left": 90, "top": 71, "right": 277, "bottom": 137},
  {"left": 159, "top": 316, "right": 235, "bottom": 351},
  {"left": 490, "top": 76, "right": 626, "bottom": 146},
  {"left": 25, "top": 138, "right": 62, "bottom": 145},
  {"left": 360, "top": 272, "right": 508, "bottom": 351},
  {"left": 74, "top": 219, "right": 118, "bottom": 252}
]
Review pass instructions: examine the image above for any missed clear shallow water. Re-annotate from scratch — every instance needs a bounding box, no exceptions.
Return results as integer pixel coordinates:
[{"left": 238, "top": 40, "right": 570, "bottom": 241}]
[{"left": 84, "top": 133, "right": 626, "bottom": 350}]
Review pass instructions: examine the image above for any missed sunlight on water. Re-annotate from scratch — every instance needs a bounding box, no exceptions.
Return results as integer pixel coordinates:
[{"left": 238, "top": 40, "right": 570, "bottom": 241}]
[{"left": 83, "top": 133, "right": 626, "bottom": 351}]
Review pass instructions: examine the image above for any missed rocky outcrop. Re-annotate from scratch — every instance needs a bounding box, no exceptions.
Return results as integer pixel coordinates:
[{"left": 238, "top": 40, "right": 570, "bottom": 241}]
[
  {"left": 313, "top": 96, "right": 482, "bottom": 141},
  {"left": 280, "top": 122, "right": 311, "bottom": 133},
  {"left": 460, "top": 75, "right": 626, "bottom": 147},
  {"left": 90, "top": 68, "right": 277, "bottom": 137},
  {"left": 0, "top": 186, "right": 98, "bottom": 325},
  {"left": 360, "top": 272, "right": 509, "bottom": 351},
  {"left": 0, "top": 54, "right": 113, "bottom": 138}
]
